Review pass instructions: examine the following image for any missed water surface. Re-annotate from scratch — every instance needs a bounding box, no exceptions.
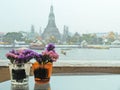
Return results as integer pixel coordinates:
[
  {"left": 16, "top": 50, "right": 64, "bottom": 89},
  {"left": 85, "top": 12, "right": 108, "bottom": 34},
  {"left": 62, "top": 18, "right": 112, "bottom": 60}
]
[{"left": 1, "top": 48, "right": 120, "bottom": 61}]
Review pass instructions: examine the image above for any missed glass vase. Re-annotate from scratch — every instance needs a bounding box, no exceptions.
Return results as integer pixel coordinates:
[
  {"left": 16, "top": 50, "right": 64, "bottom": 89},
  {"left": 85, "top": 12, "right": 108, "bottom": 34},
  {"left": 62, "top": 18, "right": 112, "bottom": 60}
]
[
  {"left": 32, "top": 62, "right": 53, "bottom": 84},
  {"left": 9, "top": 63, "right": 31, "bottom": 85},
  {"left": 11, "top": 84, "right": 29, "bottom": 90}
]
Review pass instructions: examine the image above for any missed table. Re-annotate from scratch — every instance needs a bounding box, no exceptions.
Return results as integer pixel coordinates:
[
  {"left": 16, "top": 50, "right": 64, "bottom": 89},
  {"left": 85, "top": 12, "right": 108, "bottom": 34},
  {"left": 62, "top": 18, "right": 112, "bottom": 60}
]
[{"left": 0, "top": 74, "right": 120, "bottom": 90}]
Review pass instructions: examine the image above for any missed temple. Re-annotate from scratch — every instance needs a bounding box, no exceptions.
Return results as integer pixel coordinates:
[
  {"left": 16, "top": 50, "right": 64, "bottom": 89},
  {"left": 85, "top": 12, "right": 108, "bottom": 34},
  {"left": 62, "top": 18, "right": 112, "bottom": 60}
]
[{"left": 42, "top": 5, "right": 61, "bottom": 42}]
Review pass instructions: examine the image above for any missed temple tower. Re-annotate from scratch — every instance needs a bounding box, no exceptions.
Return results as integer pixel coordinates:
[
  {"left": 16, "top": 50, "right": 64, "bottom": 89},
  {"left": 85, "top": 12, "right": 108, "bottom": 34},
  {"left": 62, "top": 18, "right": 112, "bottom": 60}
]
[{"left": 42, "top": 5, "right": 61, "bottom": 42}]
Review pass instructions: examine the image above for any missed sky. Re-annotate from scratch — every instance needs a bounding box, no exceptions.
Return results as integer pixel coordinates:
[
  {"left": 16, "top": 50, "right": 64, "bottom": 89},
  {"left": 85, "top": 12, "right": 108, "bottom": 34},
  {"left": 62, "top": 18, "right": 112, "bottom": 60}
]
[{"left": 0, "top": 0, "right": 120, "bottom": 34}]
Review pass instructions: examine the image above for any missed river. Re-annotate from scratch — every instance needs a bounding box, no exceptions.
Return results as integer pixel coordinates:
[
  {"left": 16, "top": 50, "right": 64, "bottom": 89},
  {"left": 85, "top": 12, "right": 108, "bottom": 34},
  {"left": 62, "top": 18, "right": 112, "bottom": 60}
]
[{"left": 1, "top": 47, "right": 120, "bottom": 61}]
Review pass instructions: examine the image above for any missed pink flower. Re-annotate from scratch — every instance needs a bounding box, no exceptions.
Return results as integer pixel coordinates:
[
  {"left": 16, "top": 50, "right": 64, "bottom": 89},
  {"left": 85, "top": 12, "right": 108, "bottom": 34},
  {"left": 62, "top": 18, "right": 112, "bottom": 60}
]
[
  {"left": 6, "top": 53, "right": 18, "bottom": 59},
  {"left": 34, "top": 43, "right": 59, "bottom": 64}
]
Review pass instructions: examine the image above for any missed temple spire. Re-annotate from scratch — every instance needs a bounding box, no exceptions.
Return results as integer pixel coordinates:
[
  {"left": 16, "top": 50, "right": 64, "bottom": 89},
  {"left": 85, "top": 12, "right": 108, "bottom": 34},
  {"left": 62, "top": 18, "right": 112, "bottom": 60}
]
[
  {"left": 50, "top": 5, "right": 53, "bottom": 13},
  {"left": 42, "top": 5, "right": 61, "bottom": 42}
]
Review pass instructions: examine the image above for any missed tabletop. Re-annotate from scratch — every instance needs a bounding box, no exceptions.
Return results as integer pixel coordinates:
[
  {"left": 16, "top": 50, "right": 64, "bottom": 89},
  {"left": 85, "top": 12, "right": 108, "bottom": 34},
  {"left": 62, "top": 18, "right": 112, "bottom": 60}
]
[{"left": 0, "top": 74, "right": 120, "bottom": 90}]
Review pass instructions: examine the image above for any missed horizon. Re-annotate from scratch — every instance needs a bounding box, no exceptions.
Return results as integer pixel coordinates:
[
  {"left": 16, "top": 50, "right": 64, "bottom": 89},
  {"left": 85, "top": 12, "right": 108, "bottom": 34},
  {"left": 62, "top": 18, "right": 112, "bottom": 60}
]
[{"left": 1, "top": 30, "right": 119, "bottom": 36}]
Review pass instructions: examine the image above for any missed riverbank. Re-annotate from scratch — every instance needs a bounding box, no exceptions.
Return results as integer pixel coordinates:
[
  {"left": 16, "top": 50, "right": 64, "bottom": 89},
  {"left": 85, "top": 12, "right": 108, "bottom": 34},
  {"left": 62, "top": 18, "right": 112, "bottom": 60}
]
[{"left": 1, "top": 60, "right": 120, "bottom": 82}]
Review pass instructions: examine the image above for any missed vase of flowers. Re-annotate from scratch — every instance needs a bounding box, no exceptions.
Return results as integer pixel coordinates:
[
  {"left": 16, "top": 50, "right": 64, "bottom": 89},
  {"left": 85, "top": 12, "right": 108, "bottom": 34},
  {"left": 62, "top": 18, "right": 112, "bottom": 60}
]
[
  {"left": 6, "top": 48, "right": 35, "bottom": 85},
  {"left": 32, "top": 43, "right": 59, "bottom": 84}
]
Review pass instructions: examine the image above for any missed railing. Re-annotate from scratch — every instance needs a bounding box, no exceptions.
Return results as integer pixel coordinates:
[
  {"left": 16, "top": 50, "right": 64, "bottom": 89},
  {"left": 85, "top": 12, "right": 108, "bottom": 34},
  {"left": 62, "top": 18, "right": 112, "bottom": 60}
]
[{"left": 1, "top": 60, "right": 120, "bottom": 82}]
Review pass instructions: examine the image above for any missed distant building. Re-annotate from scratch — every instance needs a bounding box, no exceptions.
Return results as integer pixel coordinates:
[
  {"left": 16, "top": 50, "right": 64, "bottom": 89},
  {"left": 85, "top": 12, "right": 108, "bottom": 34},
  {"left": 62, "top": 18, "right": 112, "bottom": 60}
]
[
  {"left": 42, "top": 5, "right": 61, "bottom": 42},
  {"left": 39, "top": 27, "right": 42, "bottom": 36},
  {"left": 111, "top": 40, "right": 120, "bottom": 45},
  {"left": 28, "top": 25, "right": 38, "bottom": 41},
  {"left": 14, "top": 40, "right": 26, "bottom": 45},
  {"left": 0, "top": 32, "right": 5, "bottom": 42},
  {"left": 62, "top": 25, "right": 69, "bottom": 43}
]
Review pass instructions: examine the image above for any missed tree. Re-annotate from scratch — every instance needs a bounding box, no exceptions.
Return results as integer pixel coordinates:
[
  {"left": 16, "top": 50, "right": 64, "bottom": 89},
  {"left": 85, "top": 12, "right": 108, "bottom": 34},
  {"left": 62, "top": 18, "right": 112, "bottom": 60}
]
[
  {"left": 81, "top": 33, "right": 101, "bottom": 44},
  {"left": 106, "top": 31, "right": 116, "bottom": 44},
  {"left": 71, "top": 32, "right": 81, "bottom": 44},
  {"left": 3, "top": 32, "right": 24, "bottom": 44}
]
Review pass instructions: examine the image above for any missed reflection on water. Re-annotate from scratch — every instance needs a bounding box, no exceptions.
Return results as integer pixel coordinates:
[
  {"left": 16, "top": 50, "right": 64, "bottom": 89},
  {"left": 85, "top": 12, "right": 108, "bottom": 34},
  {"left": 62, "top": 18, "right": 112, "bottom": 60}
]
[
  {"left": 34, "top": 83, "right": 51, "bottom": 90},
  {"left": 11, "top": 84, "right": 29, "bottom": 90}
]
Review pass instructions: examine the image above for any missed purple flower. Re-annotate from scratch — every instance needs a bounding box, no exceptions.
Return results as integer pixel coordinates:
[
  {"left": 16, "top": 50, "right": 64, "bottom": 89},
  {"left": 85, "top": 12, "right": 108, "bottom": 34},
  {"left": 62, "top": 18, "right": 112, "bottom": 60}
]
[
  {"left": 34, "top": 43, "right": 59, "bottom": 64},
  {"left": 6, "top": 48, "right": 36, "bottom": 64},
  {"left": 33, "top": 52, "right": 42, "bottom": 63},
  {"left": 46, "top": 43, "right": 55, "bottom": 51}
]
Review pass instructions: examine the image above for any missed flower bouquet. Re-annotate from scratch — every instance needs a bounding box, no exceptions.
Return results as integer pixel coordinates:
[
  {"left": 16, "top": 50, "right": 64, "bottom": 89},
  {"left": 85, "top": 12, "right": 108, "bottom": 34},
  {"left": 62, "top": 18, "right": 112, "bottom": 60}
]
[
  {"left": 32, "top": 43, "right": 59, "bottom": 84},
  {"left": 6, "top": 48, "right": 35, "bottom": 85}
]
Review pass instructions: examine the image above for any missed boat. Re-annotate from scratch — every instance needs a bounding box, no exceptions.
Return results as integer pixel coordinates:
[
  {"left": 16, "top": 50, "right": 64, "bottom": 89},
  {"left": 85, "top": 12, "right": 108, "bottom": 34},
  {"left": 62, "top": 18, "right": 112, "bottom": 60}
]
[
  {"left": 29, "top": 40, "right": 45, "bottom": 50},
  {"left": 87, "top": 45, "right": 110, "bottom": 49},
  {"left": 61, "top": 50, "right": 66, "bottom": 55}
]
